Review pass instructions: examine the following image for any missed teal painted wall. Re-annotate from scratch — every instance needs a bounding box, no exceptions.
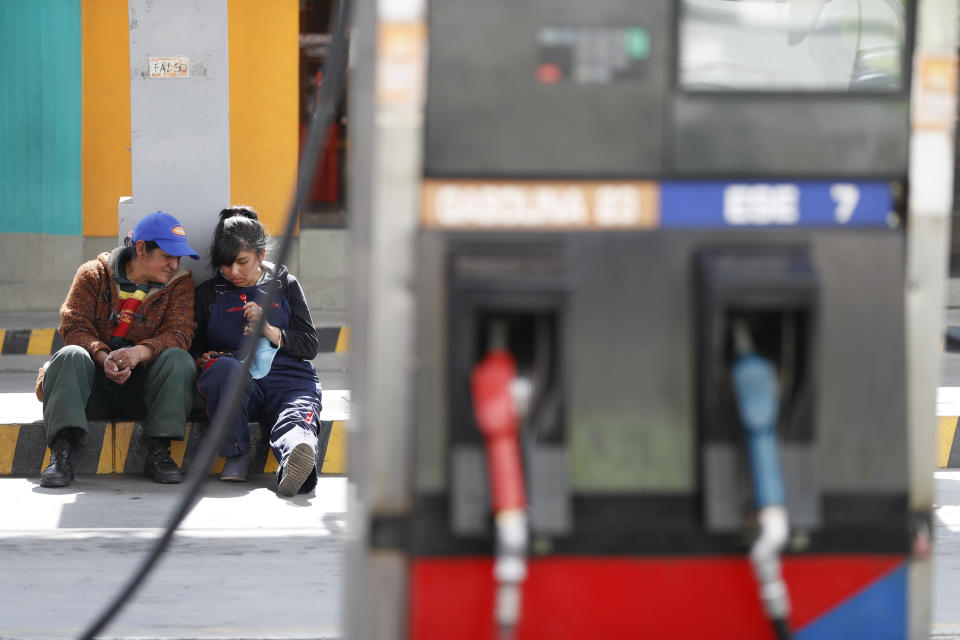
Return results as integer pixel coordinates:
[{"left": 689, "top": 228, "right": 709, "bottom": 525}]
[{"left": 0, "top": 0, "right": 82, "bottom": 235}]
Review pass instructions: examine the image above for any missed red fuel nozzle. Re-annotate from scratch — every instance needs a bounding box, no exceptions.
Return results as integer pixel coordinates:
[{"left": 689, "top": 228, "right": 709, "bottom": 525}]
[{"left": 471, "top": 349, "right": 527, "bottom": 513}]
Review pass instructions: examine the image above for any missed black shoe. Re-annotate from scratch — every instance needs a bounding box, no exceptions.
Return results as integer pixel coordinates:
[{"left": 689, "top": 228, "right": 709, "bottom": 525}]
[
  {"left": 40, "top": 430, "right": 77, "bottom": 488},
  {"left": 278, "top": 442, "right": 316, "bottom": 497},
  {"left": 144, "top": 438, "right": 183, "bottom": 484}
]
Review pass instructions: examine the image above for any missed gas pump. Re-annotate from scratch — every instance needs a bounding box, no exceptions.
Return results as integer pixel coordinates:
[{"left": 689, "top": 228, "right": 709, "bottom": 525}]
[{"left": 346, "top": 0, "right": 957, "bottom": 638}]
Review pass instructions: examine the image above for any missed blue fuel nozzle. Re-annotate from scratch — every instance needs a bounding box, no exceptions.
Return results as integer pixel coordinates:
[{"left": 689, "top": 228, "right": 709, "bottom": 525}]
[
  {"left": 731, "top": 322, "right": 792, "bottom": 635},
  {"left": 732, "top": 352, "right": 786, "bottom": 509}
]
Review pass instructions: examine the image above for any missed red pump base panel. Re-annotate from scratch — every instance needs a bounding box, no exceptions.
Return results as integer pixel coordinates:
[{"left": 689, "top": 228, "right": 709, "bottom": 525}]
[{"left": 410, "top": 554, "right": 907, "bottom": 639}]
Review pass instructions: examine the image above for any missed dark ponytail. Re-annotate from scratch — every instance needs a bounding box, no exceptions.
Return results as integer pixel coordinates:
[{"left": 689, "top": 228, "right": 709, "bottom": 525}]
[{"left": 210, "top": 206, "right": 271, "bottom": 269}]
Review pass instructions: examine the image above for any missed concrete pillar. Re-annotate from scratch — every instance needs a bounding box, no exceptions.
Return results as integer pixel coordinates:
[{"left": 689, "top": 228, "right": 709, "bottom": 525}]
[{"left": 123, "top": 0, "right": 231, "bottom": 277}]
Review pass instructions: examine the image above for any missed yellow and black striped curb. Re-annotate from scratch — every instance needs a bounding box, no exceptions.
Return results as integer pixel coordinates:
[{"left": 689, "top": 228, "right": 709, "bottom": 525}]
[
  {"left": 0, "top": 329, "right": 64, "bottom": 356},
  {"left": 939, "top": 416, "right": 960, "bottom": 468},
  {"left": 0, "top": 420, "right": 347, "bottom": 476},
  {"left": 316, "top": 326, "right": 350, "bottom": 354},
  {"left": 0, "top": 326, "right": 350, "bottom": 356}
]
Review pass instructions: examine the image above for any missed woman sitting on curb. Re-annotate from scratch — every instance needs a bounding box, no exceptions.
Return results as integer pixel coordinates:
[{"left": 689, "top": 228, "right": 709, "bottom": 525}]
[
  {"left": 191, "top": 206, "right": 323, "bottom": 497},
  {"left": 37, "top": 210, "right": 200, "bottom": 488}
]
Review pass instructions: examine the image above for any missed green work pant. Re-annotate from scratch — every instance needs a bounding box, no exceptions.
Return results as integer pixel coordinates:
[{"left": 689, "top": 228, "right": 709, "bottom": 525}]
[{"left": 42, "top": 345, "right": 196, "bottom": 446}]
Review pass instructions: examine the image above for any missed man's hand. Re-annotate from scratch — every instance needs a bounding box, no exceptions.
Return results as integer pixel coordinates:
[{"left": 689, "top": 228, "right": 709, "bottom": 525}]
[
  {"left": 103, "top": 352, "right": 132, "bottom": 384},
  {"left": 104, "top": 345, "right": 155, "bottom": 384}
]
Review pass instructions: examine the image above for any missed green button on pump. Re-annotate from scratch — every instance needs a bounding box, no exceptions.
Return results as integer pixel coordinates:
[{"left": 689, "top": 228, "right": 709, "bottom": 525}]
[{"left": 625, "top": 27, "right": 650, "bottom": 60}]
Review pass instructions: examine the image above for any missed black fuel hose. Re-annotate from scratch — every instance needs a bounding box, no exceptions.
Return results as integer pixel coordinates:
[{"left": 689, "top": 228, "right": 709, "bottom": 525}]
[
  {"left": 77, "top": 0, "right": 352, "bottom": 637},
  {"left": 773, "top": 617, "right": 792, "bottom": 640}
]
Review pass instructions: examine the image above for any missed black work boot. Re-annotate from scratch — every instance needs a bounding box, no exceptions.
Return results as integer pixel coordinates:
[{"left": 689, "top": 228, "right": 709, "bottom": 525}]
[
  {"left": 40, "top": 429, "right": 78, "bottom": 488},
  {"left": 144, "top": 438, "right": 183, "bottom": 484}
]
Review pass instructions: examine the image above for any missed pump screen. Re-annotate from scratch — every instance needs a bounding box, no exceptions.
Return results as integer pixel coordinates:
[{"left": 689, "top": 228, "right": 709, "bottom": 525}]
[
  {"left": 536, "top": 25, "right": 651, "bottom": 85},
  {"left": 679, "top": 0, "right": 906, "bottom": 92}
]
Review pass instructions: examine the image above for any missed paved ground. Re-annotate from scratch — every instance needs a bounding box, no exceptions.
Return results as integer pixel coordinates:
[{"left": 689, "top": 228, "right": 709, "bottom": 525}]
[
  {"left": 0, "top": 476, "right": 346, "bottom": 640},
  {"left": 943, "top": 308, "right": 960, "bottom": 386},
  {"left": 935, "top": 471, "right": 960, "bottom": 639}
]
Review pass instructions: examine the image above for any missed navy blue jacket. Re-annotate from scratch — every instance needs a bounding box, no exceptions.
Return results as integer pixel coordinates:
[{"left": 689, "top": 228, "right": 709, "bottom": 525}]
[{"left": 191, "top": 262, "right": 319, "bottom": 370}]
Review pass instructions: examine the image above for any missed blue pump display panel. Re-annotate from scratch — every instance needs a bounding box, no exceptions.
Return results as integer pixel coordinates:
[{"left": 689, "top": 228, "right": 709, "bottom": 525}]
[{"left": 660, "top": 181, "right": 894, "bottom": 228}]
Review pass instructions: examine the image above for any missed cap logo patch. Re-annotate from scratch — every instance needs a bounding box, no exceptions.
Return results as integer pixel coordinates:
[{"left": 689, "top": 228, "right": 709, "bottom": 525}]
[{"left": 171, "top": 225, "right": 186, "bottom": 236}]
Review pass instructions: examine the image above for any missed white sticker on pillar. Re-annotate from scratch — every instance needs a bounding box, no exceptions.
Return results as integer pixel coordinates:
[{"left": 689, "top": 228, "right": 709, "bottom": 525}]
[{"left": 149, "top": 57, "right": 190, "bottom": 78}]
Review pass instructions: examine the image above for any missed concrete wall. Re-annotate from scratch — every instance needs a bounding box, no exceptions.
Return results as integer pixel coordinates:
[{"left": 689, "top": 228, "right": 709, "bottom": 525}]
[
  {"left": 0, "top": 0, "right": 346, "bottom": 314},
  {"left": 0, "top": 235, "right": 118, "bottom": 311},
  {"left": 298, "top": 229, "right": 349, "bottom": 313},
  {"left": 227, "top": 0, "right": 300, "bottom": 248},
  {"left": 0, "top": 232, "right": 347, "bottom": 312},
  {"left": 1, "top": 1, "right": 82, "bottom": 236},
  {"left": 3, "top": 0, "right": 135, "bottom": 311},
  {"left": 83, "top": 0, "right": 132, "bottom": 238}
]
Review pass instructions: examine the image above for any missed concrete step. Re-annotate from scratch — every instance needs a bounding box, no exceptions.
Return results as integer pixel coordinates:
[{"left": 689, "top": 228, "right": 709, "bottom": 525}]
[
  {"left": 0, "top": 325, "right": 351, "bottom": 392},
  {"left": 0, "top": 352, "right": 349, "bottom": 392},
  {"left": 0, "top": 324, "right": 350, "bottom": 356},
  {"left": 0, "top": 390, "right": 350, "bottom": 478}
]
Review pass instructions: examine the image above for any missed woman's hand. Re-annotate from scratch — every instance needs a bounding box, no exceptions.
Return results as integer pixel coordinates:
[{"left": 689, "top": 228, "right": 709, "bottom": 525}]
[
  {"left": 197, "top": 351, "right": 223, "bottom": 371},
  {"left": 243, "top": 301, "right": 263, "bottom": 325},
  {"left": 244, "top": 302, "right": 283, "bottom": 347}
]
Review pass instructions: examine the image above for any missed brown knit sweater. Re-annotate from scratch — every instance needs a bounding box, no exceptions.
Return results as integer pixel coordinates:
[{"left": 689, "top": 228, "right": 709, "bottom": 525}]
[{"left": 35, "top": 247, "right": 196, "bottom": 400}]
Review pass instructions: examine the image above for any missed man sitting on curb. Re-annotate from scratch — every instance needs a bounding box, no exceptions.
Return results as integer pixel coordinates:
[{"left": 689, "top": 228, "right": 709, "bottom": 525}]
[{"left": 35, "top": 211, "right": 201, "bottom": 488}]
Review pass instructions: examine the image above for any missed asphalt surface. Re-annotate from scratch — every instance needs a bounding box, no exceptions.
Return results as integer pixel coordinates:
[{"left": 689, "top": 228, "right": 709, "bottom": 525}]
[
  {"left": 0, "top": 476, "right": 345, "bottom": 640},
  {"left": 935, "top": 471, "right": 960, "bottom": 639},
  {"left": 944, "top": 308, "right": 960, "bottom": 387}
]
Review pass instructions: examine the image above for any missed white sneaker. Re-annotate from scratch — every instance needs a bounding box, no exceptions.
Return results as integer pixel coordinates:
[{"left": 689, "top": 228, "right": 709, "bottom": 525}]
[{"left": 278, "top": 442, "right": 315, "bottom": 497}]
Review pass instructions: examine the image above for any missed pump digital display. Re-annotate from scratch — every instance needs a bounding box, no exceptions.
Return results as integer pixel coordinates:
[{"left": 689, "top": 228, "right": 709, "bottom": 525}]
[
  {"left": 536, "top": 26, "right": 650, "bottom": 85},
  {"left": 660, "top": 181, "right": 895, "bottom": 228},
  {"left": 679, "top": 0, "right": 906, "bottom": 92}
]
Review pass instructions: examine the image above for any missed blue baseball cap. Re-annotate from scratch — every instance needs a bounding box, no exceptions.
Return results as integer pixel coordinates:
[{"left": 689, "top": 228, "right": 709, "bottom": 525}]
[{"left": 132, "top": 211, "right": 200, "bottom": 260}]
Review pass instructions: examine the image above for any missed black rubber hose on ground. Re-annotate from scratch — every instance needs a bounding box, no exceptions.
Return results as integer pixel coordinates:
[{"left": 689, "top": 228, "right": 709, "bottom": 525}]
[{"left": 77, "top": 1, "right": 352, "bottom": 637}]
